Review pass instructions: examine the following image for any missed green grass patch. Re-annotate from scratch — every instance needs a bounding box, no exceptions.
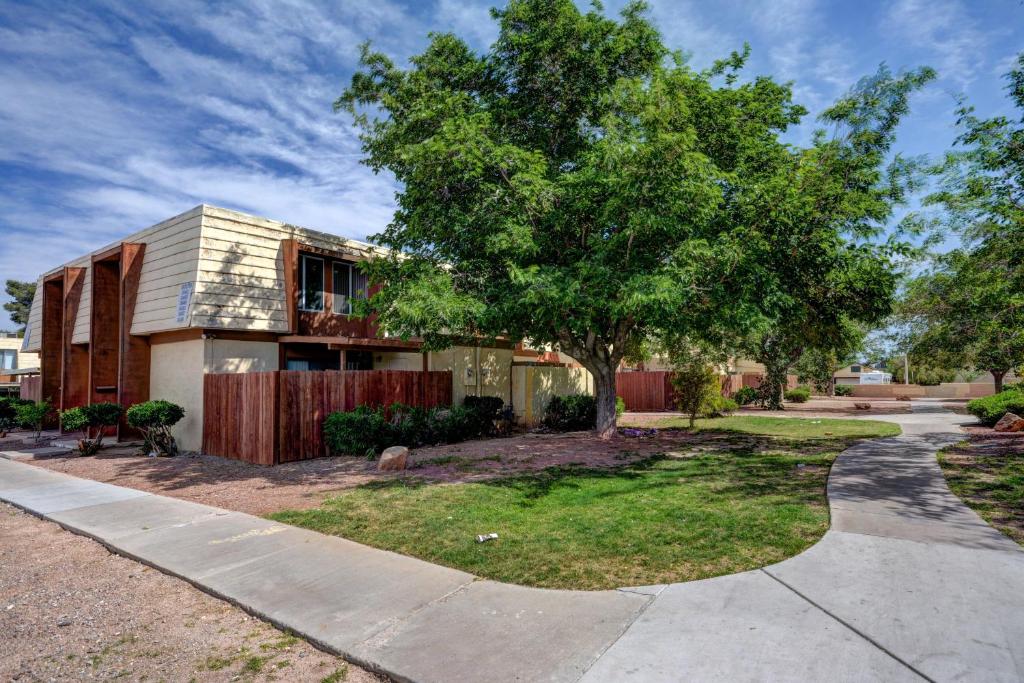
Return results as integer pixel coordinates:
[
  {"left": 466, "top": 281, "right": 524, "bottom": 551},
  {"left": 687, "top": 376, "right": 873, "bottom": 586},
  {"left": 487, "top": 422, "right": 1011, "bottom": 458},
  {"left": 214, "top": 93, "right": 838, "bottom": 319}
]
[
  {"left": 270, "top": 417, "right": 899, "bottom": 589},
  {"left": 631, "top": 415, "right": 902, "bottom": 439},
  {"left": 938, "top": 441, "right": 1024, "bottom": 546}
]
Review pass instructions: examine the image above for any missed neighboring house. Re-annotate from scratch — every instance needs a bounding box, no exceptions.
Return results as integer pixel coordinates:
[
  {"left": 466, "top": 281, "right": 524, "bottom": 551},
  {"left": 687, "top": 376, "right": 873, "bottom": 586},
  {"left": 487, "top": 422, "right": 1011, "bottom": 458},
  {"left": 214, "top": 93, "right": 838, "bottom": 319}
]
[
  {"left": 0, "top": 332, "right": 39, "bottom": 397},
  {"left": 23, "top": 205, "right": 513, "bottom": 451},
  {"left": 834, "top": 364, "right": 892, "bottom": 385}
]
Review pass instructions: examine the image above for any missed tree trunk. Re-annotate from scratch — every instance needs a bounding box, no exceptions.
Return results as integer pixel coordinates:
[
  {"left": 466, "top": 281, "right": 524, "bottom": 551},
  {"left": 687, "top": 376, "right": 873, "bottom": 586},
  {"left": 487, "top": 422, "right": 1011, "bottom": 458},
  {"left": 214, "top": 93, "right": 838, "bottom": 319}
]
[
  {"left": 593, "top": 365, "right": 618, "bottom": 439},
  {"left": 761, "top": 358, "right": 787, "bottom": 410},
  {"left": 992, "top": 369, "right": 1006, "bottom": 394}
]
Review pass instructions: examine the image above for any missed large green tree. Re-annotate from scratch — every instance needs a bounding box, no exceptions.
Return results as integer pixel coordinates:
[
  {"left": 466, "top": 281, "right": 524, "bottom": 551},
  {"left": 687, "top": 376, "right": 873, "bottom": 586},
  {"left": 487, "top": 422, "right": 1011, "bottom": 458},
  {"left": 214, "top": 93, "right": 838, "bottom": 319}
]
[
  {"left": 339, "top": 0, "right": 926, "bottom": 433},
  {"left": 901, "top": 53, "right": 1024, "bottom": 392},
  {"left": 3, "top": 280, "right": 35, "bottom": 333},
  {"left": 734, "top": 66, "right": 934, "bottom": 408},
  {"left": 902, "top": 249, "right": 1023, "bottom": 392}
]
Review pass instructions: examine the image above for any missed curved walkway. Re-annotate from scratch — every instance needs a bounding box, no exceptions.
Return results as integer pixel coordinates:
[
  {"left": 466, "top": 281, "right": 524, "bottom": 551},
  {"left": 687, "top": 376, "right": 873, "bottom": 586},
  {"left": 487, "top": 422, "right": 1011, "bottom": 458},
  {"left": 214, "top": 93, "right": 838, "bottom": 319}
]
[{"left": 2, "top": 401, "right": 1022, "bottom": 682}]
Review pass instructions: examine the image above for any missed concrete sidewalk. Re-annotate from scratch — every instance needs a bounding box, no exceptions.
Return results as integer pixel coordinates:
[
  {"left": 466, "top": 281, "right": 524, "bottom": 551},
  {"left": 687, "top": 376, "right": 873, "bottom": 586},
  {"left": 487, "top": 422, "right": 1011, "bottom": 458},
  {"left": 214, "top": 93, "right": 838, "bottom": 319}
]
[
  {"left": 582, "top": 403, "right": 1024, "bottom": 683},
  {"left": 2, "top": 402, "right": 1023, "bottom": 682}
]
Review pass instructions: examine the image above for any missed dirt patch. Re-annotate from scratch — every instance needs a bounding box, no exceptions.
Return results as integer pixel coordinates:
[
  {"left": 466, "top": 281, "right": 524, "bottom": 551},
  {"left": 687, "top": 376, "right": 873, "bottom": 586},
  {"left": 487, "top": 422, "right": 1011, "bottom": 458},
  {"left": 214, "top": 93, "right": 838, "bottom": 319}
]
[
  {"left": 0, "top": 503, "right": 383, "bottom": 682},
  {"left": 25, "top": 429, "right": 809, "bottom": 516}
]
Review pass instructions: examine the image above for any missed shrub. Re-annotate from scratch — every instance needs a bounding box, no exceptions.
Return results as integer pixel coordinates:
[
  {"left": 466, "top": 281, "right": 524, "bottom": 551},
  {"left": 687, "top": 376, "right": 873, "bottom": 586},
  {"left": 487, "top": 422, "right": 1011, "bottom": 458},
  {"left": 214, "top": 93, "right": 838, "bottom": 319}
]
[
  {"left": 966, "top": 390, "right": 1024, "bottom": 427},
  {"left": 543, "top": 394, "right": 597, "bottom": 431},
  {"left": 324, "top": 405, "right": 393, "bottom": 457},
  {"left": 16, "top": 400, "right": 52, "bottom": 440},
  {"left": 833, "top": 384, "right": 853, "bottom": 397},
  {"left": 59, "top": 402, "right": 124, "bottom": 456},
  {"left": 616, "top": 396, "right": 626, "bottom": 417},
  {"left": 126, "top": 400, "right": 185, "bottom": 457},
  {"left": 670, "top": 361, "right": 720, "bottom": 429},
  {"left": 733, "top": 386, "right": 758, "bottom": 406},
  {"left": 0, "top": 398, "right": 20, "bottom": 436},
  {"left": 703, "top": 395, "right": 738, "bottom": 417},
  {"left": 463, "top": 395, "right": 505, "bottom": 436},
  {"left": 784, "top": 387, "right": 811, "bottom": 403}
]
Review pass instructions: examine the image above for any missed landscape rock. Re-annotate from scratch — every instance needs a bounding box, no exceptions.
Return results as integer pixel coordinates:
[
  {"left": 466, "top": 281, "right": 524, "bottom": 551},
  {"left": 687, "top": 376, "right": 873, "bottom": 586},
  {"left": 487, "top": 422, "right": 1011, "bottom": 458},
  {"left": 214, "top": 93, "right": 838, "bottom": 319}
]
[
  {"left": 378, "top": 446, "right": 409, "bottom": 471},
  {"left": 993, "top": 412, "right": 1024, "bottom": 433},
  {"left": 854, "top": 403, "right": 872, "bottom": 410}
]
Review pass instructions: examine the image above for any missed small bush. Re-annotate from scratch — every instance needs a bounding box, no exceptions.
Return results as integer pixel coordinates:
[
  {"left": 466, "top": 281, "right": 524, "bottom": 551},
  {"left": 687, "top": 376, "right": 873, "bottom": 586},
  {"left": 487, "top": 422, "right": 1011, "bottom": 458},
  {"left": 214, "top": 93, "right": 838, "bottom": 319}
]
[
  {"left": 0, "top": 398, "right": 20, "bottom": 436},
  {"left": 670, "top": 361, "right": 721, "bottom": 429},
  {"left": 543, "top": 394, "right": 597, "bottom": 431},
  {"left": 126, "top": 400, "right": 185, "bottom": 456},
  {"left": 833, "top": 384, "right": 853, "bottom": 397},
  {"left": 463, "top": 395, "right": 505, "bottom": 436},
  {"left": 784, "top": 387, "right": 811, "bottom": 403},
  {"left": 966, "top": 390, "right": 1024, "bottom": 427},
  {"left": 16, "top": 400, "right": 52, "bottom": 440},
  {"left": 703, "top": 395, "right": 738, "bottom": 417},
  {"left": 59, "top": 402, "right": 123, "bottom": 455},
  {"left": 733, "top": 386, "right": 758, "bottom": 406},
  {"left": 615, "top": 396, "right": 626, "bottom": 417}
]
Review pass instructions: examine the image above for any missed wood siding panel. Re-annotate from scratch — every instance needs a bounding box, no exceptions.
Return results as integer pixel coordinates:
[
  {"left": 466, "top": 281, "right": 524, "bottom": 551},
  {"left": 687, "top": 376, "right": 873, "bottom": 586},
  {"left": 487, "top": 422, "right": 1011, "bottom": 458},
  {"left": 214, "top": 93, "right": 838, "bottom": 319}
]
[
  {"left": 202, "top": 369, "right": 452, "bottom": 465},
  {"left": 61, "top": 267, "right": 89, "bottom": 411},
  {"left": 40, "top": 278, "right": 63, "bottom": 406},
  {"left": 118, "top": 244, "right": 150, "bottom": 428}
]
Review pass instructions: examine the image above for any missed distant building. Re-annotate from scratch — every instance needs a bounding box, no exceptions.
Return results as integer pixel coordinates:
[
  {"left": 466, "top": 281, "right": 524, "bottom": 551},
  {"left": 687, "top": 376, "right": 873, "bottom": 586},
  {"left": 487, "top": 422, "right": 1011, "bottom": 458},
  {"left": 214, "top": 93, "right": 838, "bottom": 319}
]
[
  {"left": 0, "top": 332, "right": 39, "bottom": 397},
  {"left": 834, "top": 364, "right": 892, "bottom": 385}
]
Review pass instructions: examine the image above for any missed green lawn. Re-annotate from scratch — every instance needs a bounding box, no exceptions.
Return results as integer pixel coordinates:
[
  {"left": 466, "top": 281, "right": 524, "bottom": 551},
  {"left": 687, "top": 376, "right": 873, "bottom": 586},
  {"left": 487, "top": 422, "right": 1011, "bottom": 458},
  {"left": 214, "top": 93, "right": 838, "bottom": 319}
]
[
  {"left": 269, "top": 416, "right": 901, "bottom": 589},
  {"left": 938, "top": 439, "right": 1024, "bottom": 546},
  {"left": 628, "top": 415, "right": 903, "bottom": 439}
]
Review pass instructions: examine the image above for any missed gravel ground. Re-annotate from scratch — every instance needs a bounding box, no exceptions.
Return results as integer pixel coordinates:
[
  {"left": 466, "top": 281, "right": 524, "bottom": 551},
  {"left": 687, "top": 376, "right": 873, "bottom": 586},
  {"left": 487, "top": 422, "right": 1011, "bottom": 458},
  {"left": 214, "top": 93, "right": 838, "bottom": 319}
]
[{"left": 0, "top": 503, "right": 384, "bottom": 683}]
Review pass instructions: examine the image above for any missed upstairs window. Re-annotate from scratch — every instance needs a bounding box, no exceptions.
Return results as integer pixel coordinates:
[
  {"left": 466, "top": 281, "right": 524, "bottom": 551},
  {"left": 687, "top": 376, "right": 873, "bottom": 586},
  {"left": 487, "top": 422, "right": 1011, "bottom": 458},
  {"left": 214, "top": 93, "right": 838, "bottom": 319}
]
[
  {"left": 0, "top": 349, "right": 15, "bottom": 371},
  {"left": 850, "top": 365, "right": 861, "bottom": 374},
  {"left": 299, "top": 255, "right": 324, "bottom": 312},
  {"left": 332, "top": 262, "right": 369, "bottom": 315}
]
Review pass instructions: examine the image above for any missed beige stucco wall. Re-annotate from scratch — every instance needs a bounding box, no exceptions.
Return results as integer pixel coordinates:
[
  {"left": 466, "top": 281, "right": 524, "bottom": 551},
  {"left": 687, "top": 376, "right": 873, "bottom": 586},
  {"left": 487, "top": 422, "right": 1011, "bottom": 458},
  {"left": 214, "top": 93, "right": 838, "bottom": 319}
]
[
  {"left": 512, "top": 365, "right": 594, "bottom": 425},
  {"left": 203, "top": 339, "right": 280, "bottom": 374},
  {"left": 150, "top": 339, "right": 205, "bottom": 452},
  {"left": 428, "top": 346, "right": 514, "bottom": 406},
  {"left": 375, "top": 351, "right": 424, "bottom": 372}
]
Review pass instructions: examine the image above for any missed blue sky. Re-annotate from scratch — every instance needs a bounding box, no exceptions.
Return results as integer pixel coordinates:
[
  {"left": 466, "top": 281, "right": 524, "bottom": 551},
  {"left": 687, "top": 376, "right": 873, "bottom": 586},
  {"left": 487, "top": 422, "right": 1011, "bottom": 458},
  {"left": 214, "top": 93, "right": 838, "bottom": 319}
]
[{"left": 0, "top": 0, "right": 1021, "bottom": 329}]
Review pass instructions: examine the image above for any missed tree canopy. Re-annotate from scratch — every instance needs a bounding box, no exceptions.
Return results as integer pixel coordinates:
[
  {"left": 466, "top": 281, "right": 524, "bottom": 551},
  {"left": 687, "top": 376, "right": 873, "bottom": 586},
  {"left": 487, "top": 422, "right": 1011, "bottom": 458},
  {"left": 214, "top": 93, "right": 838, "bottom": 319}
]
[
  {"left": 3, "top": 280, "right": 35, "bottom": 333},
  {"left": 339, "top": 0, "right": 931, "bottom": 431},
  {"left": 900, "top": 53, "right": 1024, "bottom": 391}
]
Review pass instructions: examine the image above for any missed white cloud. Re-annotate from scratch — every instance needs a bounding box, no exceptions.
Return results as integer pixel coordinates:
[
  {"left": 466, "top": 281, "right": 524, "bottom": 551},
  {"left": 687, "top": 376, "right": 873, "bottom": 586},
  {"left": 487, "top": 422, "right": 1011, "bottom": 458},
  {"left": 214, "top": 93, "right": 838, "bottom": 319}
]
[{"left": 883, "top": 0, "right": 987, "bottom": 87}]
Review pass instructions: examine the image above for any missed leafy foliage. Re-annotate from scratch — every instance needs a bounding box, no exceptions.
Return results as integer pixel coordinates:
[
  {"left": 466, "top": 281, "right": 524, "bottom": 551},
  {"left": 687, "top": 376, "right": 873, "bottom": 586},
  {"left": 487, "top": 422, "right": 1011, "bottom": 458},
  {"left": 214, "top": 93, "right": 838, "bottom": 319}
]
[
  {"left": 670, "top": 360, "right": 723, "bottom": 429},
  {"left": 900, "top": 53, "right": 1024, "bottom": 393},
  {"left": 16, "top": 400, "right": 51, "bottom": 440},
  {"left": 784, "top": 387, "right": 811, "bottom": 403},
  {"left": 3, "top": 280, "right": 35, "bottom": 331},
  {"left": 733, "top": 386, "right": 758, "bottom": 405},
  {"left": 0, "top": 397, "right": 24, "bottom": 435},
  {"left": 324, "top": 398, "right": 509, "bottom": 457},
  {"left": 543, "top": 394, "right": 598, "bottom": 432},
  {"left": 833, "top": 384, "right": 853, "bottom": 397},
  {"left": 337, "top": 0, "right": 925, "bottom": 435},
  {"left": 966, "top": 389, "right": 1024, "bottom": 427},
  {"left": 126, "top": 400, "right": 185, "bottom": 457},
  {"left": 59, "top": 402, "right": 123, "bottom": 456}
]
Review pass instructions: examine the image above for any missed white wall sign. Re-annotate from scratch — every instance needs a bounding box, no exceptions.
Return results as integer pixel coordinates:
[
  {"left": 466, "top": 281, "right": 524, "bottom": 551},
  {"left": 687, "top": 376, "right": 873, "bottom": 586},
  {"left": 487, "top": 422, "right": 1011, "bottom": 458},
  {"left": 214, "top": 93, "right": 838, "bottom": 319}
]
[{"left": 176, "top": 281, "right": 195, "bottom": 323}]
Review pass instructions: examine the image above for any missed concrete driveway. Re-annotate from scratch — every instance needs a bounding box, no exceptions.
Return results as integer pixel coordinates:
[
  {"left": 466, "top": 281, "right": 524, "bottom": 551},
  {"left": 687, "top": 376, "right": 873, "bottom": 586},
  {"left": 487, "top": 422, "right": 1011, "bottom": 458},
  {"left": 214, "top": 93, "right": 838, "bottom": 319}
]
[{"left": 2, "top": 401, "right": 1022, "bottom": 682}]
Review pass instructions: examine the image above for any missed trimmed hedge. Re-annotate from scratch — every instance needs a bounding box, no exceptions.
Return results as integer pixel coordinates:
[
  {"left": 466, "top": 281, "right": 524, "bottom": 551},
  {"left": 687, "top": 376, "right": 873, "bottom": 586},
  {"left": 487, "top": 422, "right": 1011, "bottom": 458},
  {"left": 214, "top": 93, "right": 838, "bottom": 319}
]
[
  {"left": 833, "top": 384, "right": 853, "bottom": 397},
  {"left": 784, "top": 387, "right": 811, "bottom": 403},
  {"left": 126, "top": 400, "right": 185, "bottom": 456},
  {"left": 966, "top": 388, "right": 1024, "bottom": 427},
  {"left": 324, "top": 397, "right": 508, "bottom": 458}
]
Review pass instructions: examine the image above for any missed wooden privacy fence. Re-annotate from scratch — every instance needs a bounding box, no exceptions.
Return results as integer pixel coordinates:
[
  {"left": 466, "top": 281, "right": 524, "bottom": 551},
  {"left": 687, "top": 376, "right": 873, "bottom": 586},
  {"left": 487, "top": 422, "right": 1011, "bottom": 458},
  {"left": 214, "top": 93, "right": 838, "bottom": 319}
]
[
  {"left": 19, "top": 376, "right": 41, "bottom": 402},
  {"left": 203, "top": 369, "right": 453, "bottom": 465},
  {"left": 617, "top": 371, "right": 800, "bottom": 411}
]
